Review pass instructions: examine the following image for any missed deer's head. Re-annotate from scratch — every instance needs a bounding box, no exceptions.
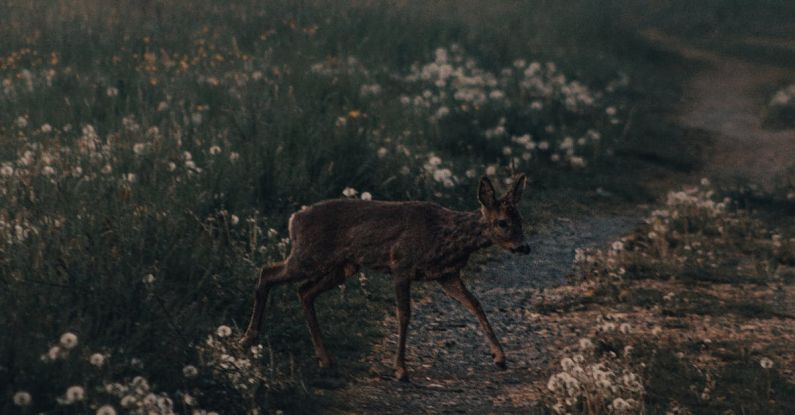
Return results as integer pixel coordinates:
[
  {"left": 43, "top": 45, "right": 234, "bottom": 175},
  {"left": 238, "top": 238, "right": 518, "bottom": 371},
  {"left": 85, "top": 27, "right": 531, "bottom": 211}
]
[{"left": 478, "top": 174, "right": 530, "bottom": 255}]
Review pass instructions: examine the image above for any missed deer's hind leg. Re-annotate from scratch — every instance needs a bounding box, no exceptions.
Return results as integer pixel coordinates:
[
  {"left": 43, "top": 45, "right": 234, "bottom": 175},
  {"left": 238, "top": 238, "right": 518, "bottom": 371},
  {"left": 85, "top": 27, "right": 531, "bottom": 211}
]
[
  {"left": 393, "top": 276, "right": 412, "bottom": 382},
  {"left": 241, "top": 260, "right": 306, "bottom": 347},
  {"left": 298, "top": 266, "right": 349, "bottom": 369}
]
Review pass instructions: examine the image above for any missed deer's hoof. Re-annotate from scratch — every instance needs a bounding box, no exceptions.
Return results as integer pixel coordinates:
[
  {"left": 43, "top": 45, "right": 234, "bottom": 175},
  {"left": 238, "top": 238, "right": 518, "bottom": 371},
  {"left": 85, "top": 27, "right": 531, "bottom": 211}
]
[
  {"left": 317, "top": 357, "right": 333, "bottom": 369},
  {"left": 239, "top": 333, "right": 258, "bottom": 348},
  {"left": 493, "top": 352, "right": 507, "bottom": 370},
  {"left": 395, "top": 367, "right": 409, "bottom": 382}
]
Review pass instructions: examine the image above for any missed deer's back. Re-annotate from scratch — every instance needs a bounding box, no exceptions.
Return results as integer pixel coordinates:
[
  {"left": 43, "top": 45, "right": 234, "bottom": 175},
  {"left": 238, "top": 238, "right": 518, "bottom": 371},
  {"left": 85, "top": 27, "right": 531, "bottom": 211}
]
[{"left": 287, "top": 199, "right": 449, "bottom": 272}]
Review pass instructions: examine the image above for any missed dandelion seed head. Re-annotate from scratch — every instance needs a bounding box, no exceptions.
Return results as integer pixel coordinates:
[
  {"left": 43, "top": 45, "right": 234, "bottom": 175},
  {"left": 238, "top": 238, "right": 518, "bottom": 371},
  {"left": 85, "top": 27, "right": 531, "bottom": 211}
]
[
  {"left": 64, "top": 385, "right": 85, "bottom": 403},
  {"left": 183, "top": 393, "right": 197, "bottom": 406},
  {"left": 47, "top": 345, "right": 62, "bottom": 361},
  {"left": 216, "top": 325, "right": 232, "bottom": 338},
  {"left": 13, "top": 391, "right": 32, "bottom": 406},
  {"left": 142, "top": 273, "right": 155, "bottom": 285},
  {"left": 90, "top": 353, "right": 105, "bottom": 367},
  {"left": 60, "top": 332, "right": 78, "bottom": 349},
  {"left": 760, "top": 357, "right": 774, "bottom": 369},
  {"left": 96, "top": 405, "right": 117, "bottom": 415},
  {"left": 183, "top": 364, "right": 198, "bottom": 378}
]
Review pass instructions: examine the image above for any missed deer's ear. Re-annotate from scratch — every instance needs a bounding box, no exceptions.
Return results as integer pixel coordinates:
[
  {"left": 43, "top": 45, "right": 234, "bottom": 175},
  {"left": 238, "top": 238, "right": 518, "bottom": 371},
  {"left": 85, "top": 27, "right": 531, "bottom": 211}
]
[
  {"left": 478, "top": 176, "right": 498, "bottom": 209},
  {"left": 507, "top": 173, "right": 527, "bottom": 204}
]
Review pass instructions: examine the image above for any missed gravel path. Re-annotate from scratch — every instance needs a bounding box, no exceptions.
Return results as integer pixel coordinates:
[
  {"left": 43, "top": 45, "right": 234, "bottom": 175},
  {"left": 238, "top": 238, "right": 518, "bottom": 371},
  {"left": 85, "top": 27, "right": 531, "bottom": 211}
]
[
  {"left": 327, "top": 215, "right": 637, "bottom": 414},
  {"left": 644, "top": 29, "right": 795, "bottom": 188}
]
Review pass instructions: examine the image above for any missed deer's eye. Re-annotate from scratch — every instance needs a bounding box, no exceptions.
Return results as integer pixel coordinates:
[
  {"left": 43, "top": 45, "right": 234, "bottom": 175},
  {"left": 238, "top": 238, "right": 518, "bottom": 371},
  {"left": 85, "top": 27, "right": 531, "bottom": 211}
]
[{"left": 496, "top": 219, "right": 509, "bottom": 229}]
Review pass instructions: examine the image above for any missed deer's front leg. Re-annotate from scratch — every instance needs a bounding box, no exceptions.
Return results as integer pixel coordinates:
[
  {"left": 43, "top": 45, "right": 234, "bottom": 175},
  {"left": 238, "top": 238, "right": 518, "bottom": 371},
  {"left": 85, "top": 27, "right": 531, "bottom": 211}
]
[
  {"left": 438, "top": 274, "right": 506, "bottom": 369},
  {"left": 393, "top": 277, "right": 412, "bottom": 382}
]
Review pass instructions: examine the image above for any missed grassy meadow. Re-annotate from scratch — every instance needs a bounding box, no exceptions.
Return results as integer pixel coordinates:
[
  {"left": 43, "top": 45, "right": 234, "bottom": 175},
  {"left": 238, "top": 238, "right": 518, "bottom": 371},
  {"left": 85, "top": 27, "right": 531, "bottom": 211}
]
[{"left": 4, "top": 0, "right": 779, "bottom": 413}]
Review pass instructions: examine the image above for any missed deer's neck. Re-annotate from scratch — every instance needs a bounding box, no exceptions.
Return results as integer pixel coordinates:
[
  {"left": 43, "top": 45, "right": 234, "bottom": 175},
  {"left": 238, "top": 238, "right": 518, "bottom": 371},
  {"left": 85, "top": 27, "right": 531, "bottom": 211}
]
[{"left": 438, "top": 209, "right": 492, "bottom": 258}]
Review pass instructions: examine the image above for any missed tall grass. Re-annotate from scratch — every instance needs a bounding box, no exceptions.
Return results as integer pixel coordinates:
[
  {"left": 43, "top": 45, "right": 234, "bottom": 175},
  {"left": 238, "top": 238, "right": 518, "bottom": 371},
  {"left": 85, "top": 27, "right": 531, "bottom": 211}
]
[{"left": 0, "top": 0, "right": 672, "bottom": 412}]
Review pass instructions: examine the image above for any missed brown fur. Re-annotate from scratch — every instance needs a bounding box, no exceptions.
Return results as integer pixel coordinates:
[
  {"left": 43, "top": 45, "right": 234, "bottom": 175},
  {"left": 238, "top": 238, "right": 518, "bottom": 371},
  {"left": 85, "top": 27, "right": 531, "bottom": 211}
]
[{"left": 240, "top": 174, "right": 529, "bottom": 381}]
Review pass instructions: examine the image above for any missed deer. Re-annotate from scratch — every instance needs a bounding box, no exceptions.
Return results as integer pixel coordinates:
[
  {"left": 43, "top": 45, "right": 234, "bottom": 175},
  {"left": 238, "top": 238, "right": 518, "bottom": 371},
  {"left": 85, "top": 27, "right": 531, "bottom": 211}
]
[{"left": 240, "top": 174, "right": 530, "bottom": 381}]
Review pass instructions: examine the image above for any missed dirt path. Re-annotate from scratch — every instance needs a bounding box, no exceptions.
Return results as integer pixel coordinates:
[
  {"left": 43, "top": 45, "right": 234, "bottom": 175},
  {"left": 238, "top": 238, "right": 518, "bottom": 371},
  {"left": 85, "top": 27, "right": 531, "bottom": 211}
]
[
  {"left": 324, "top": 33, "right": 795, "bottom": 414},
  {"left": 644, "top": 30, "right": 795, "bottom": 188},
  {"left": 327, "top": 216, "right": 636, "bottom": 414}
]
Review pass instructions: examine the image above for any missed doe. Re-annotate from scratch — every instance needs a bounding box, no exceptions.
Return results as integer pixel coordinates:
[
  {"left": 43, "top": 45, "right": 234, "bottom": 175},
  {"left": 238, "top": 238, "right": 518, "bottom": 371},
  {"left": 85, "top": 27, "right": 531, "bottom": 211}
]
[{"left": 240, "top": 174, "right": 530, "bottom": 381}]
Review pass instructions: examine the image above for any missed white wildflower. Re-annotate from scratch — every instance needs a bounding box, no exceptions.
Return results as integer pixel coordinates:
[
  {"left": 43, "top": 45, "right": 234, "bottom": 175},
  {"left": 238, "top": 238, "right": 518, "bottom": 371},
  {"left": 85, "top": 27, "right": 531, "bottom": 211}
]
[
  {"left": 569, "top": 156, "right": 586, "bottom": 168},
  {"left": 60, "top": 332, "right": 78, "bottom": 349},
  {"left": 183, "top": 365, "right": 199, "bottom": 378},
  {"left": 578, "top": 338, "right": 594, "bottom": 350},
  {"left": 90, "top": 353, "right": 106, "bottom": 367},
  {"left": 64, "top": 385, "right": 85, "bottom": 404},
  {"left": 191, "top": 112, "right": 203, "bottom": 125},
  {"left": 183, "top": 393, "right": 197, "bottom": 406},
  {"left": 760, "top": 357, "right": 774, "bottom": 369},
  {"left": 216, "top": 325, "right": 232, "bottom": 338},
  {"left": 612, "top": 397, "right": 631, "bottom": 411},
  {"left": 47, "top": 345, "right": 62, "bottom": 361},
  {"left": 96, "top": 405, "right": 117, "bottom": 415},
  {"left": 342, "top": 187, "right": 358, "bottom": 197},
  {"left": 361, "top": 192, "right": 372, "bottom": 201},
  {"left": 142, "top": 273, "right": 155, "bottom": 285},
  {"left": 13, "top": 391, "right": 32, "bottom": 406}
]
